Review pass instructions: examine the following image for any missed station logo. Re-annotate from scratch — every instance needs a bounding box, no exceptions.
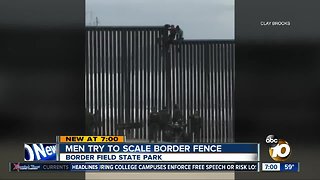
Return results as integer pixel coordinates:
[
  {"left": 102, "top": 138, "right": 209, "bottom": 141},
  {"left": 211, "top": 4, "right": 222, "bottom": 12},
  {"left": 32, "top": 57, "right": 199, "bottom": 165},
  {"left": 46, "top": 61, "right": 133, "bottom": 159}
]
[{"left": 265, "top": 135, "right": 291, "bottom": 161}]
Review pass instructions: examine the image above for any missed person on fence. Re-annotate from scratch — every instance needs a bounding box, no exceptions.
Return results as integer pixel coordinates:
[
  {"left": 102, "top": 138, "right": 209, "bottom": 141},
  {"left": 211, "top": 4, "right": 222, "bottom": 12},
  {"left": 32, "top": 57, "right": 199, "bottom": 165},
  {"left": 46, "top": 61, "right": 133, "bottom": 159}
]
[
  {"left": 93, "top": 109, "right": 102, "bottom": 135},
  {"left": 85, "top": 108, "right": 95, "bottom": 136},
  {"left": 168, "top": 25, "right": 177, "bottom": 43},
  {"left": 176, "top": 25, "right": 184, "bottom": 41},
  {"left": 159, "top": 106, "right": 170, "bottom": 131},
  {"left": 173, "top": 104, "right": 182, "bottom": 123},
  {"left": 190, "top": 111, "right": 202, "bottom": 142},
  {"left": 172, "top": 104, "right": 185, "bottom": 142},
  {"left": 148, "top": 107, "right": 160, "bottom": 143}
]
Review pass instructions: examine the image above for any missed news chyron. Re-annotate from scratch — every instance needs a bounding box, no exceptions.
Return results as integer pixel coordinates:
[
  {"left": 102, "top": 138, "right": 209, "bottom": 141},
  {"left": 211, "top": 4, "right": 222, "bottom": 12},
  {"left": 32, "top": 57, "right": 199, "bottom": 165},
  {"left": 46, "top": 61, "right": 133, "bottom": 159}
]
[{"left": 24, "top": 144, "right": 57, "bottom": 161}]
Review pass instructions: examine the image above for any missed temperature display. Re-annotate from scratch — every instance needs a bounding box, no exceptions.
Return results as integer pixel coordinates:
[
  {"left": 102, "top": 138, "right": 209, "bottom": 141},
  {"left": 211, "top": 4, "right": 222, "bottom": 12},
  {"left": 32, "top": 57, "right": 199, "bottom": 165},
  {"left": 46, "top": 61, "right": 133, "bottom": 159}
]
[{"left": 280, "top": 163, "right": 299, "bottom": 172}]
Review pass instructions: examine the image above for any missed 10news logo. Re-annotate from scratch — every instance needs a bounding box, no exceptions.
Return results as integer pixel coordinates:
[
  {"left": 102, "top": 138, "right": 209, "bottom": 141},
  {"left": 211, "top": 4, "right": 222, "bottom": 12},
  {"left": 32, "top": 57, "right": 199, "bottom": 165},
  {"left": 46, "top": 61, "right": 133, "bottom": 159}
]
[{"left": 265, "top": 135, "right": 291, "bottom": 161}]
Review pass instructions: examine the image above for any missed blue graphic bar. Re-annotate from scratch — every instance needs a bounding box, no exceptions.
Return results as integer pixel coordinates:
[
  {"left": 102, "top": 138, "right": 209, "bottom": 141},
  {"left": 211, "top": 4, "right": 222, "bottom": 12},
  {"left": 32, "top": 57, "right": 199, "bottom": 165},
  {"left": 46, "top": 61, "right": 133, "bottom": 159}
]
[
  {"left": 280, "top": 163, "right": 299, "bottom": 172},
  {"left": 59, "top": 143, "right": 258, "bottom": 153}
]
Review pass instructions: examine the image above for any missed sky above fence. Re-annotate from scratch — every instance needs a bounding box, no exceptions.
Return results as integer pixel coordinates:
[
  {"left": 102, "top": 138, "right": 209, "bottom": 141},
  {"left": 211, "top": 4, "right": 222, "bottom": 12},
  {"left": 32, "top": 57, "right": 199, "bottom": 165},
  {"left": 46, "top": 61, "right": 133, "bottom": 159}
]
[{"left": 86, "top": 0, "right": 234, "bottom": 40}]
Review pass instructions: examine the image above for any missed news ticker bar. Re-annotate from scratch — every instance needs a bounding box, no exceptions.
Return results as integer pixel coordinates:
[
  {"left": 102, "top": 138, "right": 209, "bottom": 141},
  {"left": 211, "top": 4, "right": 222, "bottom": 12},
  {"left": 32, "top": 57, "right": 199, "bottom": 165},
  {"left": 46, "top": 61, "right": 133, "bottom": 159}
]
[
  {"left": 57, "top": 136, "right": 124, "bottom": 143},
  {"left": 9, "top": 162, "right": 259, "bottom": 172},
  {"left": 262, "top": 163, "right": 299, "bottom": 172}
]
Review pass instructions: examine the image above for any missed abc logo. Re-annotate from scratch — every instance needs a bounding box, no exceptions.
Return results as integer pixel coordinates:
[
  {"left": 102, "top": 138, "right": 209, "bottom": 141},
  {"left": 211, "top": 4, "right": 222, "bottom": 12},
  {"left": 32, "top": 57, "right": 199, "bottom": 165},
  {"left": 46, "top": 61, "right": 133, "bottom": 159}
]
[{"left": 265, "top": 135, "right": 291, "bottom": 161}]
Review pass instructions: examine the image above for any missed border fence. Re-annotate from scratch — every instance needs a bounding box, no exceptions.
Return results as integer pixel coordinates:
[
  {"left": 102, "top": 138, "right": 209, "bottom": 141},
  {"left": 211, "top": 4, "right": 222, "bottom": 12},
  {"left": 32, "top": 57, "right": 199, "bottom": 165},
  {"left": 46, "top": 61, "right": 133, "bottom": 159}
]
[{"left": 85, "top": 25, "right": 235, "bottom": 142}]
